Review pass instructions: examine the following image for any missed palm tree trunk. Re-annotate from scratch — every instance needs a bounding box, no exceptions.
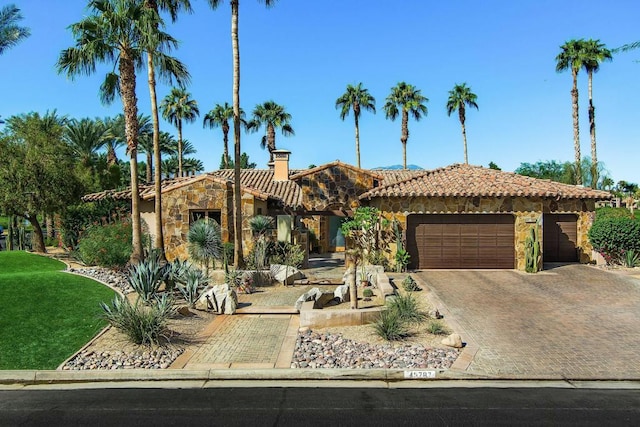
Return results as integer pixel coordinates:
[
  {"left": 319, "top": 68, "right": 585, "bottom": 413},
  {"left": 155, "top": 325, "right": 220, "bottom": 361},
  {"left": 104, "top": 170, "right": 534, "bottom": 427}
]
[
  {"left": 147, "top": 50, "right": 166, "bottom": 261},
  {"left": 401, "top": 110, "right": 409, "bottom": 170},
  {"left": 267, "top": 123, "right": 276, "bottom": 162},
  {"left": 146, "top": 151, "right": 152, "bottom": 183},
  {"left": 232, "top": 0, "right": 245, "bottom": 268},
  {"left": 459, "top": 107, "right": 468, "bottom": 164},
  {"left": 120, "top": 52, "right": 143, "bottom": 264},
  {"left": 177, "top": 120, "right": 183, "bottom": 177},
  {"left": 571, "top": 69, "right": 582, "bottom": 186},
  {"left": 354, "top": 112, "right": 361, "bottom": 168},
  {"left": 222, "top": 123, "right": 229, "bottom": 168},
  {"left": 588, "top": 69, "right": 598, "bottom": 189}
]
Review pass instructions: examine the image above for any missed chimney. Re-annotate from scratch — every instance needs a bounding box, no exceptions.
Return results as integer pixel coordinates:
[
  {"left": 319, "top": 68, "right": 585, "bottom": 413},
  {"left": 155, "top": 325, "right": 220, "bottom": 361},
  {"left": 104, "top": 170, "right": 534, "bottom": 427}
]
[{"left": 273, "top": 149, "right": 291, "bottom": 181}]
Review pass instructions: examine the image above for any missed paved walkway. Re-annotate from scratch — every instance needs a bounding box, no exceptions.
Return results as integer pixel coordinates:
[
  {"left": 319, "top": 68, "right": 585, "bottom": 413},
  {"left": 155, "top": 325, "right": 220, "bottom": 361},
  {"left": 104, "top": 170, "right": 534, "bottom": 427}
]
[
  {"left": 173, "top": 254, "right": 346, "bottom": 370},
  {"left": 415, "top": 265, "right": 640, "bottom": 379}
]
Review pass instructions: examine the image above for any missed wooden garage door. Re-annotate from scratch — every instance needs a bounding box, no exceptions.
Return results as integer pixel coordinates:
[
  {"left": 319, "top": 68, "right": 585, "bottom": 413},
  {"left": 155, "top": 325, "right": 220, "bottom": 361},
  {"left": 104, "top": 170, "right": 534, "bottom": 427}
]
[
  {"left": 543, "top": 214, "right": 578, "bottom": 262},
  {"left": 406, "top": 214, "right": 515, "bottom": 269}
]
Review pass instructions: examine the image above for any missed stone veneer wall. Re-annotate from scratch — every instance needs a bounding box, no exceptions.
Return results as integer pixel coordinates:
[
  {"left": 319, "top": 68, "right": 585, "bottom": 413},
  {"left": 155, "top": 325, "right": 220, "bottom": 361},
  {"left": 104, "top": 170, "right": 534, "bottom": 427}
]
[
  {"left": 298, "top": 166, "right": 375, "bottom": 211},
  {"left": 368, "top": 196, "right": 596, "bottom": 271},
  {"left": 162, "top": 179, "right": 233, "bottom": 261}
]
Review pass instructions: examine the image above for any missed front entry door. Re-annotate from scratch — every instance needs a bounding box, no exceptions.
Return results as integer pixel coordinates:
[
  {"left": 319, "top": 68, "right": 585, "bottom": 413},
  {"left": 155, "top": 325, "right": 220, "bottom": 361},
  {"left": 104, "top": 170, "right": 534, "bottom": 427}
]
[{"left": 328, "top": 216, "right": 345, "bottom": 252}]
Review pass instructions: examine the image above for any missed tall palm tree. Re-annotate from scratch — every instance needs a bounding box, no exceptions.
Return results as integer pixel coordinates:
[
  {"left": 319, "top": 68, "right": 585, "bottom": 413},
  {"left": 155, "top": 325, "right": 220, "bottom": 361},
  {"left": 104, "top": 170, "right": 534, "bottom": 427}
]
[
  {"left": 139, "top": 130, "right": 175, "bottom": 182},
  {"left": 582, "top": 39, "right": 612, "bottom": 189},
  {"left": 383, "top": 82, "right": 428, "bottom": 170},
  {"left": 207, "top": 0, "right": 279, "bottom": 268},
  {"left": 446, "top": 83, "right": 478, "bottom": 165},
  {"left": 160, "top": 87, "right": 199, "bottom": 177},
  {"left": 556, "top": 39, "right": 588, "bottom": 186},
  {"left": 335, "top": 83, "right": 376, "bottom": 168},
  {"left": 247, "top": 100, "right": 294, "bottom": 163},
  {"left": 57, "top": 0, "right": 178, "bottom": 264},
  {"left": 134, "top": 115, "right": 154, "bottom": 182},
  {"left": 143, "top": 0, "right": 191, "bottom": 262},
  {"left": 203, "top": 102, "right": 246, "bottom": 169},
  {"left": 0, "top": 4, "right": 30, "bottom": 55}
]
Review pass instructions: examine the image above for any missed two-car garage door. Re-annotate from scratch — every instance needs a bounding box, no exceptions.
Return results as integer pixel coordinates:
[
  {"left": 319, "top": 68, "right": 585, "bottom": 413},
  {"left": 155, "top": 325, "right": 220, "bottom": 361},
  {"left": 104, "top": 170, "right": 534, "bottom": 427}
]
[{"left": 406, "top": 214, "right": 515, "bottom": 269}]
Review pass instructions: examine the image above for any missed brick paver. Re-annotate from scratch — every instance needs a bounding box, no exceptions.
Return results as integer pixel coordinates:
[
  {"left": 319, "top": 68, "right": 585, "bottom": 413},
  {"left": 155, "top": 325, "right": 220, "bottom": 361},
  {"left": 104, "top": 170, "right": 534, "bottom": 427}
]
[
  {"left": 186, "top": 315, "right": 293, "bottom": 367},
  {"left": 416, "top": 265, "right": 640, "bottom": 378}
]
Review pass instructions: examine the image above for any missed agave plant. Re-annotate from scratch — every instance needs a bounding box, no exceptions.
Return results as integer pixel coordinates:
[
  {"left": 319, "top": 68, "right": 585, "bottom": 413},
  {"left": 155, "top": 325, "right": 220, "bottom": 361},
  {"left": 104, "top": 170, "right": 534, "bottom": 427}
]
[
  {"left": 164, "top": 259, "right": 192, "bottom": 292},
  {"left": 177, "top": 268, "right": 209, "bottom": 307},
  {"left": 127, "top": 254, "right": 167, "bottom": 304},
  {"left": 187, "top": 218, "right": 222, "bottom": 273}
]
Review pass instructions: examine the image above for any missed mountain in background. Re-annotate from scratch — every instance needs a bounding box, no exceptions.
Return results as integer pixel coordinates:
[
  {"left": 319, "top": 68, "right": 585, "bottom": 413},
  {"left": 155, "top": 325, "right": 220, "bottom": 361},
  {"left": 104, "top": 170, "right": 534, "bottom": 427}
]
[{"left": 372, "top": 164, "right": 424, "bottom": 170}]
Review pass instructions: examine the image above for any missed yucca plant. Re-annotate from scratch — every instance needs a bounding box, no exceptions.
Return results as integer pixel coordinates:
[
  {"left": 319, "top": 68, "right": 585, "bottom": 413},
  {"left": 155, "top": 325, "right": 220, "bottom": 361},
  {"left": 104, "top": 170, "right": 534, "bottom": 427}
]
[
  {"left": 249, "top": 215, "right": 274, "bottom": 237},
  {"left": 388, "top": 292, "right": 427, "bottom": 325},
  {"left": 177, "top": 268, "right": 209, "bottom": 307},
  {"left": 100, "top": 294, "right": 175, "bottom": 345},
  {"left": 128, "top": 255, "right": 167, "bottom": 304},
  {"left": 373, "top": 309, "right": 408, "bottom": 341},
  {"left": 187, "top": 218, "right": 222, "bottom": 273}
]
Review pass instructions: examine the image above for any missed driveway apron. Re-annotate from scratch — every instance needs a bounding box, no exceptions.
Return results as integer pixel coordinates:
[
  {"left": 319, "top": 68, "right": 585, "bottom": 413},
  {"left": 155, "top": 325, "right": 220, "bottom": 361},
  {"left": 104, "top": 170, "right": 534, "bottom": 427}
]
[{"left": 416, "top": 265, "right": 640, "bottom": 379}]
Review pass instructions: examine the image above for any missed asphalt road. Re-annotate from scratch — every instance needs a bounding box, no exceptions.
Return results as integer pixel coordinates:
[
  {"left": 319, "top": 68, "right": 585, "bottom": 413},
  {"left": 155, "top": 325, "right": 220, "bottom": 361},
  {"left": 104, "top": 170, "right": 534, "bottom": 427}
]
[{"left": 1, "top": 387, "right": 639, "bottom": 426}]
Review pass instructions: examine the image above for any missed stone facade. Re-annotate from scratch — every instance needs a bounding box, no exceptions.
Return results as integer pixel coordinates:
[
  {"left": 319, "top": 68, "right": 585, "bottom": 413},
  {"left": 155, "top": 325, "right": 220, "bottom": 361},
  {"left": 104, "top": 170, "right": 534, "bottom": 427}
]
[
  {"left": 368, "top": 196, "right": 597, "bottom": 271},
  {"left": 296, "top": 165, "right": 376, "bottom": 211},
  {"left": 161, "top": 177, "right": 233, "bottom": 261}
]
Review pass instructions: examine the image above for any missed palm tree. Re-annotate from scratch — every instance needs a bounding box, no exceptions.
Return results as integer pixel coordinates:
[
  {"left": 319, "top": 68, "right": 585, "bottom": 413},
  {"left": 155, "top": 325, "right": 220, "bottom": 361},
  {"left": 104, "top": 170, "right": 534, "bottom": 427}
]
[
  {"left": 57, "top": 0, "right": 177, "bottom": 264},
  {"left": 247, "top": 100, "right": 294, "bottom": 163},
  {"left": 556, "top": 39, "right": 588, "bottom": 186},
  {"left": 160, "top": 87, "right": 199, "bottom": 177},
  {"left": 581, "top": 39, "right": 612, "bottom": 189},
  {"left": 143, "top": 0, "right": 191, "bottom": 262},
  {"left": 0, "top": 4, "right": 30, "bottom": 55},
  {"left": 207, "top": 0, "right": 279, "bottom": 268},
  {"left": 446, "top": 83, "right": 478, "bottom": 165},
  {"left": 64, "top": 118, "right": 109, "bottom": 167},
  {"left": 134, "top": 115, "right": 154, "bottom": 182},
  {"left": 203, "top": 102, "right": 246, "bottom": 169},
  {"left": 383, "top": 82, "right": 428, "bottom": 170},
  {"left": 139, "top": 130, "right": 175, "bottom": 182},
  {"left": 335, "top": 83, "right": 376, "bottom": 168}
]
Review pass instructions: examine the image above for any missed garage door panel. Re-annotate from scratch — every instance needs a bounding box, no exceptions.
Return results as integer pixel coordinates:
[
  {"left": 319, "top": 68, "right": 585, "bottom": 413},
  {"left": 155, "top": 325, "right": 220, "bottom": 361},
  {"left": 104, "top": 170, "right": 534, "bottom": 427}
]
[
  {"left": 543, "top": 214, "right": 578, "bottom": 262},
  {"left": 407, "top": 214, "right": 515, "bottom": 269}
]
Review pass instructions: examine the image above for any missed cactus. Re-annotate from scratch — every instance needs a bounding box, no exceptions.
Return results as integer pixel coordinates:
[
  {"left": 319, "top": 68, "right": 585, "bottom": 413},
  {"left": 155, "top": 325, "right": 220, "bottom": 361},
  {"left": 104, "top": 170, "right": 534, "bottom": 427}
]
[{"left": 524, "top": 226, "right": 541, "bottom": 273}]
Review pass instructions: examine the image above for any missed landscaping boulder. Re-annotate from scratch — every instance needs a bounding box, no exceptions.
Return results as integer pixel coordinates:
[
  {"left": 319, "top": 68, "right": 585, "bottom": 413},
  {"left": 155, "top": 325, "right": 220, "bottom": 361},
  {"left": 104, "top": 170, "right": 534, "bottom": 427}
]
[
  {"left": 441, "top": 333, "right": 463, "bottom": 348},
  {"left": 271, "top": 264, "right": 305, "bottom": 285},
  {"left": 334, "top": 284, "right": 350, "bottom": 303},
  {"left": 294, "top": 287, "right": 323, "bottom": 311},
  {"left": 195, "top": 284, "right": 237, "bottom": 314}
]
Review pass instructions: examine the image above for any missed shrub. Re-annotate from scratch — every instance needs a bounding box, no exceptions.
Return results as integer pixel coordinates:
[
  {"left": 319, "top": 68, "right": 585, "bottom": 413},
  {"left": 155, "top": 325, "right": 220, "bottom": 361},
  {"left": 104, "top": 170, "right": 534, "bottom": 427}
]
[
  {"left": 362, "top": 288, "right": 374, "bottom": 298},
  {"left": 426, "top": 320, "right": 448, "bottom": 335},
  {"left": 402, "top": 275, "right": 421, "bottom": 292},
  {"left": 388, "top": 292, "right": 427, "bottom": 325},
  {"left": 128, "top": 254, "right": 167, "bottom": 304},
  {"left": 223, "top": 242, "right": 234, "bottom": 267},
  {"left": 395, "top": 248, "right": 410, "bottom": 273},
  {"left": 588, "top": 217, "right": 640, "bottom": 264},
  {"left": 270, "top": 242, "right": 304, "bottom": 267},
  {"left": 367, "top": 249, "right": 390, "bottom": 271},
  {"left": 373, "top": 310, "right": 408, "bottom": 341},
  {"left": 76, "top": 221, "right": 132, "bottom": 268},
  {"left": 100, "top": 294, "right": 175, "bottom": 345},
  {"left": 596, "top": 207, "right": 634, "bottom": 220}
]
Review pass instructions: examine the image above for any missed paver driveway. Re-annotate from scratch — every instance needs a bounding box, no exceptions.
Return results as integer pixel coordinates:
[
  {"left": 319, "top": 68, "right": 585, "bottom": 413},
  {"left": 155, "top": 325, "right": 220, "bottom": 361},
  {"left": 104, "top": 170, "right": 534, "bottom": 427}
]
[{"left": 416, "top": 265, "right": 640, "bottom": 379}]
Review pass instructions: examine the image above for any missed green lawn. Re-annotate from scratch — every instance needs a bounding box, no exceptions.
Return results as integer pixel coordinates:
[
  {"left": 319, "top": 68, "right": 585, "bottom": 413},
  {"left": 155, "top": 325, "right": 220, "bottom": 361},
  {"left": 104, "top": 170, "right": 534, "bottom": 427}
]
[{"left": 0, "top": 251, "right": 116, "bottom": 370}]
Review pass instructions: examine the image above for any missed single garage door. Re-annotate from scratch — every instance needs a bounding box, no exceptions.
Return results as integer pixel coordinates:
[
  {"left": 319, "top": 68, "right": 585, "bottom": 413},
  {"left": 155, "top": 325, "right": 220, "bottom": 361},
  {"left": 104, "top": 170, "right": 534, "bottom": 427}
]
[
  {"left": 406, "top": 214, "right": 515, "bottom": 269},
  {"left": 543, "top": 214, "right": 578, "bottom": 262}
]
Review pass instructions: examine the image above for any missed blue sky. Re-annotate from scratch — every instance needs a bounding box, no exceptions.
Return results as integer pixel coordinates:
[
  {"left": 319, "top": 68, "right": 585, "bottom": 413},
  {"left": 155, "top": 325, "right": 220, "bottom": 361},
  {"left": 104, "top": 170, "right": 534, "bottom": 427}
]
[{"left": 2, "top": 0, "right": 640, "bottom": 183}]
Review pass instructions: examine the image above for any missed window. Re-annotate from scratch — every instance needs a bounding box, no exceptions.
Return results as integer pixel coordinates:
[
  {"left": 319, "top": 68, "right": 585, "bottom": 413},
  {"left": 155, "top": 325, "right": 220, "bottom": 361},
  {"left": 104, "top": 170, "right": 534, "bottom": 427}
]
[{"left": 189, "top": 210, "right": 221, "bottom": 226}]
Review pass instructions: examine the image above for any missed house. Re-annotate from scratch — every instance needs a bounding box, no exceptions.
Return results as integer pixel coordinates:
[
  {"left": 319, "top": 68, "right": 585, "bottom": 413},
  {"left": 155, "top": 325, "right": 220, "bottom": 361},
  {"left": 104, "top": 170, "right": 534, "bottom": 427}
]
[{"left": 83, "top": 150, "right": 611, "bottom": 271}]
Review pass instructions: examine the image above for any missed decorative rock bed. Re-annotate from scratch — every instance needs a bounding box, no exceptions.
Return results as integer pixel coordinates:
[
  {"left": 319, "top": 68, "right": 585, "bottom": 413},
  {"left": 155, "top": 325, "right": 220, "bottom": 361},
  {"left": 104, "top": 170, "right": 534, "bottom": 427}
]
[
  {"left": 67, "top": 267, "right": 132, "bottom": 294},
  {"left": 292, "top": 330, "right": 459, "bottom": 369},
  {"left": 62, "top": 348, "right": 183, "bottom": 370}
]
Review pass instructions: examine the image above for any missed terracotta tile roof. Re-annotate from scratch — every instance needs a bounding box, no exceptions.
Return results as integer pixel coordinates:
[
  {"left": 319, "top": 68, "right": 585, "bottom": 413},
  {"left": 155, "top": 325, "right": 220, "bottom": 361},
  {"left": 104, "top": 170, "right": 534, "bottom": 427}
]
[
  {"left": 82, "top": 176, "right": 193, "bottom": 202},
  {"left": 210, "top": 169, "right": 303, "bottom": 207},
  {"left": 374, "top": 169, "right": 426, "bottom": 185},
  {"left": 289, "top": 161, "right": 383, "bottom": 180},
  {"left": 360, "top": 163, "right": 613, "bottom": 200}
]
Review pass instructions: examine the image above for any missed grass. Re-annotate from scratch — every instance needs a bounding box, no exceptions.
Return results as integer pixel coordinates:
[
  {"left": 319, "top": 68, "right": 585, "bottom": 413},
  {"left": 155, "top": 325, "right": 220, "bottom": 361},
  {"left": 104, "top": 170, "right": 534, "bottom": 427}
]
[{"left": 0, "top": 251, "right": 116, "bottom": 370}]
